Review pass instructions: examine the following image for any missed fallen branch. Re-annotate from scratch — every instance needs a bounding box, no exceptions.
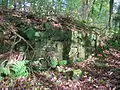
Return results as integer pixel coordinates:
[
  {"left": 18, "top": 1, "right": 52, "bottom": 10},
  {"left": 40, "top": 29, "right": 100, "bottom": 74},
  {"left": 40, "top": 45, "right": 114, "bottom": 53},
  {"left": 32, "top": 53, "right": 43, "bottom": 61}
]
[{"left": 6, "top": 23, "right": 35, "bottom": 59}]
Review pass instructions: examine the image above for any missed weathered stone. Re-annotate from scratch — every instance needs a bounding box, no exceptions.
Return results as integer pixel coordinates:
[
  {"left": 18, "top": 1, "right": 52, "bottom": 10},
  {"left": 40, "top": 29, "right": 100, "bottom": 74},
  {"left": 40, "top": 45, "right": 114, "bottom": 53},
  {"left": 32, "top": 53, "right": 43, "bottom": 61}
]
[{"left": 34, "top": 27, "right": 99, "bottom": 68}]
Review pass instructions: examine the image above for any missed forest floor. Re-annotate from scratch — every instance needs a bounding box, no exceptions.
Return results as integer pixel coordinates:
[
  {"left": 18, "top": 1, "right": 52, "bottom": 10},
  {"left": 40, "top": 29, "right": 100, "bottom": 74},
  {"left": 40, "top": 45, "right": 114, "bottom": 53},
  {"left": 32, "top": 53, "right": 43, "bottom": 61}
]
[
  {"left": 0, "top": 48, "right": 120, "bottom": 90},
  {"left": 0, "top": 9, "right": 120, "bottom": 90}
]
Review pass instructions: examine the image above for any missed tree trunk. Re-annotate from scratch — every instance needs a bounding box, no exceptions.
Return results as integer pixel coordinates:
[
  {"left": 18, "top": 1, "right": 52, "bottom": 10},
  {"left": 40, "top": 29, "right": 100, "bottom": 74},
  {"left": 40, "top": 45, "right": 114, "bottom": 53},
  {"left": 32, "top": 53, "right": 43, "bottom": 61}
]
[
  {"left": 82, "top": 0, "right": 87, "bottom": 20},
  {"left": 108, "top": 0, "right": 114, "bottom": 30},
  {"left": 82, "top": 0, "right": 94, "bottom": 20}
]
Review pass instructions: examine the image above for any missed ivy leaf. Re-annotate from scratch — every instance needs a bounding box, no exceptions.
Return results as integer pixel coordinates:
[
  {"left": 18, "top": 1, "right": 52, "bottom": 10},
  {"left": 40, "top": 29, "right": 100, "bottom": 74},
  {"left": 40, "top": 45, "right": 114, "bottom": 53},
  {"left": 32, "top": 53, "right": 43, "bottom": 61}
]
[
  {"left": 58, "top": 60, "right": 67, "bottom": 66},
  {"left": 44, "top": 22, "right": 52, "bottom": 30},
  {"left": 25, "top": 27, "right": 36, "bottom": 40},
  {"left": 50, "top": 57, "right": 58, "bottom": 68},
  {"left": 72, "top": 69, "right": 82, "bottom": 80}
]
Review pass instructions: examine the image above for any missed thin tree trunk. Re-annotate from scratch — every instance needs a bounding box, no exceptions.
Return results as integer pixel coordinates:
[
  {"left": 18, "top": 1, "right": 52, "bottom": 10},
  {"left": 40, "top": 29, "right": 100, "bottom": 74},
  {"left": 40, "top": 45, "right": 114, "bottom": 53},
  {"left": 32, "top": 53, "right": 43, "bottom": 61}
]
[
  {"left": 87, "top": 0, "right": 94, "bottom": 20},
  {"left": 82, "top": 0, "right": 94, "bottom": 20},
  {"left": 5, "top": 0, "right": 8, "bottom": 8},
  {"left": 91, "top": 0, "right": 96, "bottom": 14},
  {"left": 108, "top": 0, "right": 114, "bottom": 30},
  {"left": 98, "top": 0, "right": 103, "bottom": 17},
  {"left": 18, "top": 0, "right": 22, "bottom": 11},
  {"left": 82, "top": 0, "right": 87, "bottom": 20},
  {"left": 13, "top": 0, "right": 16, "bottom": 10},
  {"left": 23, "top": 0, "right": 26, "bottom": 11}
]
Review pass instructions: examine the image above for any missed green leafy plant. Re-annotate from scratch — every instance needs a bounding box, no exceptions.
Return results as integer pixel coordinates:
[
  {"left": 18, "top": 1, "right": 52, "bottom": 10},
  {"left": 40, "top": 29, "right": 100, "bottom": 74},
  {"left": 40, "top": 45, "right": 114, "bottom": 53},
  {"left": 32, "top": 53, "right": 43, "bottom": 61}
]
[
  {"left": 10, "top": 61, "right": 29, "bottom": 78},
  {"left": 0, "top": 66, "right": 10, "bottom": 80},
  {"left": 24, "top": 27, "right": 36, "bottom": 40},
  {"left": 100, "top": 79, "right": 105, "bottom": 84},
  {"left": 65, "top": 69, "right": 83, "bottom": 80},
  {"left": 72, "top": 69, "right": 83, "bottom": 80},
  {"left": 58, "top": 60, "right": 68, "bottom": 66},
  {"left": 50, "top": 57, "right": 58, "bottom": 68},
  {"left": 0, "top": 60, "right": 29, "bottom": 80},
  {"left": 107, "top": 38, "right": 120, "bottom": 50},
  {"left": 76, "top": 58, "right": 84, "bottom": 62}
]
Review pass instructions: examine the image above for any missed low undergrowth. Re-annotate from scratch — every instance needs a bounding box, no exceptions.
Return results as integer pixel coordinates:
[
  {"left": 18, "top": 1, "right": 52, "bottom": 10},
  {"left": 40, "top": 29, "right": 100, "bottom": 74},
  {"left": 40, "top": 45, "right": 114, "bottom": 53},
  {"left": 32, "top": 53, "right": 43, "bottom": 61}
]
[{"left": 0, "top": 10, "right": 120, "bottom": 90}]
